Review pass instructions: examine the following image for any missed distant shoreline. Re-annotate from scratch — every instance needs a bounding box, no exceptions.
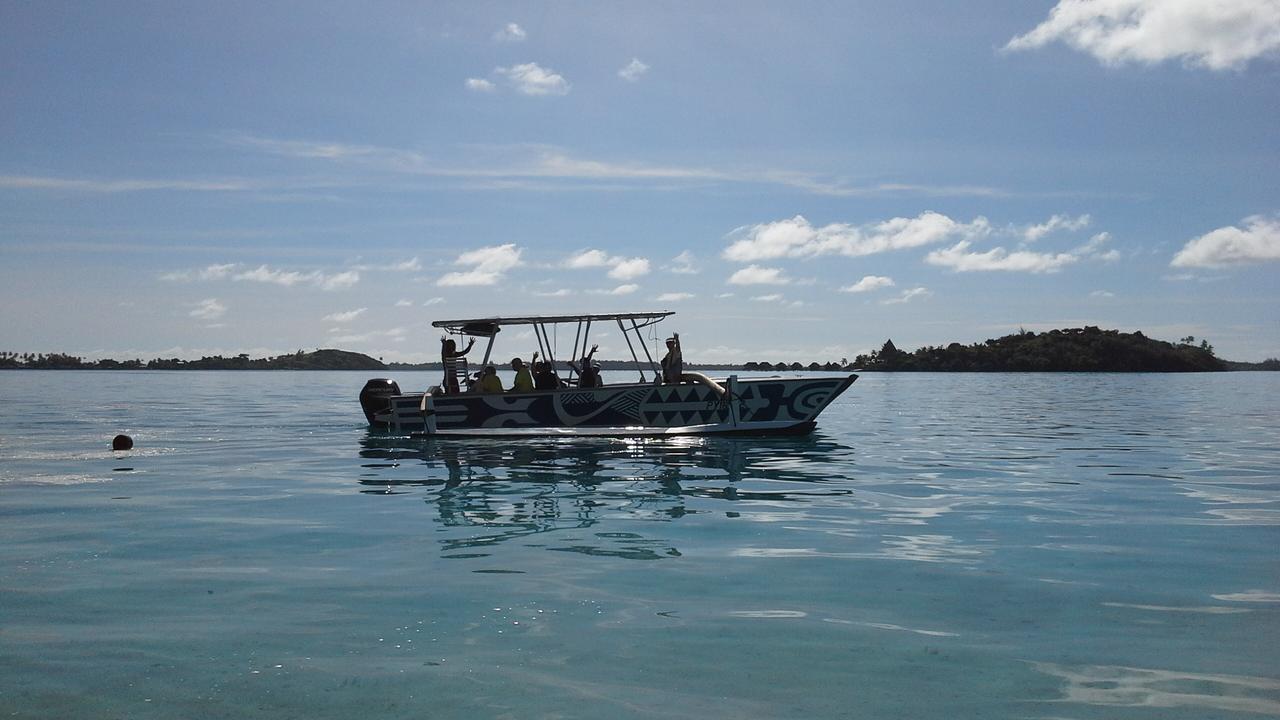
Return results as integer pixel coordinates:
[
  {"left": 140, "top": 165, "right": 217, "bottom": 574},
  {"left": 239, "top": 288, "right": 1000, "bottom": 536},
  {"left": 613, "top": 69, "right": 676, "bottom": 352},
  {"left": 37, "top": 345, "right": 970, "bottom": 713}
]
[{"left": 3, "top": 327, "right": 1277, "bottom": 372}]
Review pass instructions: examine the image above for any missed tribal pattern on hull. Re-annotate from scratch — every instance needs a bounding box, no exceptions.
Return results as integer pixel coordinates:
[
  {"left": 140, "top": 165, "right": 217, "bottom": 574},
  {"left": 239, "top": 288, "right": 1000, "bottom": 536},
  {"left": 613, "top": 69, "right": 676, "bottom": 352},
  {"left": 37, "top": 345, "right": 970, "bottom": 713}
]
[{"left": 381, "top": 376, "right": 855, "bottom": 433}]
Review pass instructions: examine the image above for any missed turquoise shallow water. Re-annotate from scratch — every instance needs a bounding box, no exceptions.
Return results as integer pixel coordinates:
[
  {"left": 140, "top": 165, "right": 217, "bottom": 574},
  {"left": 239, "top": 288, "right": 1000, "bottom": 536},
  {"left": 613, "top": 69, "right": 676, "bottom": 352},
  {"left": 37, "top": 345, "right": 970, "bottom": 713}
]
[{"left": 2, "top": 370, "right": 1278, "bottom": 718}]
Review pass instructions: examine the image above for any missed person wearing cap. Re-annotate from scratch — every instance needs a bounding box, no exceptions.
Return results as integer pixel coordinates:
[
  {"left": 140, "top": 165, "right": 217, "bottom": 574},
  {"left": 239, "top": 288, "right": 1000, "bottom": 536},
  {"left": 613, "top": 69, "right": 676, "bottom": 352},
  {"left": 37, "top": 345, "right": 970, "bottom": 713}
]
[
  {"left": 660, "top": 332, "right": 683, "bottom": 384},
  {"left": 476, "top": 365, "right": 504, "bottom": 394}
]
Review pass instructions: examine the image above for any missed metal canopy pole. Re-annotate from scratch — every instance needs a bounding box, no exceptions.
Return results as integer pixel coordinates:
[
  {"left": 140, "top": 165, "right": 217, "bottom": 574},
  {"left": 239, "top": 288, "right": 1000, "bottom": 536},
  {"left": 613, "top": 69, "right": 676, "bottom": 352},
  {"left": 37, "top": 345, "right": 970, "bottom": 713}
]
[
  {"left": 631, "top": 318, "right": 659, "bottom": 371},
  {"left": 619, "top": 318, "right": 646, "bottom": 382}
]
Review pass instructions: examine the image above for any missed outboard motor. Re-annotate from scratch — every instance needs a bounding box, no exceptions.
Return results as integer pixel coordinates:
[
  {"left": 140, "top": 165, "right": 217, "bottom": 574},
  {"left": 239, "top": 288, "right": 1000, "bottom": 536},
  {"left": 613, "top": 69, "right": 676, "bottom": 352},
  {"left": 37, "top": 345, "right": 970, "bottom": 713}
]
[{"left": 359, "top": 378, "right": 401, "bottom": 426}]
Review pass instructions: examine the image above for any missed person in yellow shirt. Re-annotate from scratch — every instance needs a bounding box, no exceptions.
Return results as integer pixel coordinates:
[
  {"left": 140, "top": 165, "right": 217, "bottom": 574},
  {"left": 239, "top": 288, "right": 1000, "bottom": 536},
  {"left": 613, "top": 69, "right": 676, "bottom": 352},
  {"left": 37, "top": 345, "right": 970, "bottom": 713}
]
[
  {"left": 476, "top": 365, "right": 504, "bottom": 394},
  {"left": 510, "top": 355, "right": 535, "bottom": 393}
]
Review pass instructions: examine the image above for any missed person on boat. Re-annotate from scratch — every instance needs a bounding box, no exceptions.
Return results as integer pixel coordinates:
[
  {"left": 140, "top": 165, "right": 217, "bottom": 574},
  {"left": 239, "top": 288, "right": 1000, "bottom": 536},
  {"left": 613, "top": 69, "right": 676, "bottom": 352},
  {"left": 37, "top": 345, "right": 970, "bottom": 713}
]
[
  {"left": 441, "top": 336, "right": 474, "bottom": 394},
  {"left": 533, "top": 358, "right": 560, "bottom": 390},
  {"left": 660, "top": 333, "right": 683, "bottom": 384},
  {"left": 568, "top": 344, "right": 603, "bottom": 388},
  {"left": 509, "top": 354, "right": 535, "bottom": 393},
  {"left": 476, "top": 365, "right": 504, "bottom": 394}
]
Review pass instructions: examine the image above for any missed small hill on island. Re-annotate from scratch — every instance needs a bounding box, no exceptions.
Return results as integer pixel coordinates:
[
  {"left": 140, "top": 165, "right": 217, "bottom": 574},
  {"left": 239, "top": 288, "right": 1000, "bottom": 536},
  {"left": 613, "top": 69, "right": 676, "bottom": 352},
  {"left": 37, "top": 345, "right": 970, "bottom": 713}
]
[{"left": 853, "top": 327, "right": 1224, "bottom": 372}]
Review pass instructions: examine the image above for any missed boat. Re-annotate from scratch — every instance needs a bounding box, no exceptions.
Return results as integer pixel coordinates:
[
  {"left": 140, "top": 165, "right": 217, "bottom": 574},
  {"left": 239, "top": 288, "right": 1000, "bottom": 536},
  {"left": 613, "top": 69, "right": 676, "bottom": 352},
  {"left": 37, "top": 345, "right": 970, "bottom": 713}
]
[{"left": 358, "top": 311, "right": 855, "bottom": 437}]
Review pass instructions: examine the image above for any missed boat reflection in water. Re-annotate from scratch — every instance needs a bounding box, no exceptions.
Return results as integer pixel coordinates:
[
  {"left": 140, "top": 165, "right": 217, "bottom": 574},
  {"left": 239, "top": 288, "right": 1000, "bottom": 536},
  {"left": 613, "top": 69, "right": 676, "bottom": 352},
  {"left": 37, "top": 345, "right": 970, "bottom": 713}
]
[{"left": 356, "top": 433, "right": 857, "bottom": 560}]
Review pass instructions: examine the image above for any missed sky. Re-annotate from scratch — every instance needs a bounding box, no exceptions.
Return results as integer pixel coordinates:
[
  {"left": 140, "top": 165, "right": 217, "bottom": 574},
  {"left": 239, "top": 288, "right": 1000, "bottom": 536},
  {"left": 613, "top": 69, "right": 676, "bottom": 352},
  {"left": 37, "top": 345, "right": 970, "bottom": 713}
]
[{"left": 2, "top": 0, "right": 1279, "bottom": 364}]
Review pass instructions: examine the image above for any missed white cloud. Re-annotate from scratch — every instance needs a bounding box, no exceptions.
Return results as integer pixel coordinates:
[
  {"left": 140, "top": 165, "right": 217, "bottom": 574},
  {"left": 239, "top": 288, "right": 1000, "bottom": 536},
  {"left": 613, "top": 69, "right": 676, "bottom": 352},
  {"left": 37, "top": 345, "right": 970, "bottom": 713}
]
[
  {"left": 189, "top": 298, "right": 226, "bottom": 320},
  {"left": 318, "top": 271, "right": 359, "bottom": 290},
  {"left": 1024, "top": 213, "right": 1090, "bottom": 242},
  {"left": 724, "top": 212, "right": 989, "bottom": 262},
  {"left": 232, "top": 265, "right": 360, "bottom": 290},
  {"left": 496, "top": 62, "right": 570, "bottom": 96},
  {"left": 608, "top": 257, "right": 650, "bottom": 280},
  {"left": 564, "top": 249, "right": 651, "bottom": 280},
  {"left": 323, "top": 308, "right": 367, "bottom": 323},
  {"left": 618, "top": 58, "right": 650, "bottom": 82},
  {"left": 1090, "top": 290, "right": 1116, "bottom": 298},
  {"left": 882, "top": 287, "right": 931, "bottom": 305},
  {"left": 728, "top": 265, "right": 791, "bottom": 285},
  {"left": 752, "top": 293, "right": 784, "bottom": 302},
  {"left": 493, "top": 22, "right": 527, "bottom": 43},
  {"left": 607, "top": 284, "right": 639, "bottom": 295},
  {"left": 395, "top": 299, "right": 413, "bottom": 307},
  {"left": 1076, "top": 232, "right": 1122, "bottom": 262},
  {"left": 1005, "top": 0, "right": 1280, "bottom": 71},
  {"left": 465, "top": 77, "right": 496, "bottom": 92},
  {"left": 841, "top": 275, "right": 896, "bottom": 293},
  {"left": 535, "top": 288, "right": 572, "bottom": 297},
  {"left": 669, "top": 251, "right": 699, "bottom": 275},
  {"left": 925, "top": 241, "right": 1079, "bottom": 273},
  {"left": 423, "top": 297, "right": 445, "bottom": 306},
  {"left": 161, "top": 263, "right": 238, "bottom": 282},
  {"left": 1171, "top": 215, "right": 1280, "bottom": 267},
  {"left": 564, "top": 249, "right": 613, "bottom": 268},
  {"left": 656, "top": 292, "right": 695, "bottom": 302},
  {"left": 438, "top": 243, "right": 523, "bottom": 286}
]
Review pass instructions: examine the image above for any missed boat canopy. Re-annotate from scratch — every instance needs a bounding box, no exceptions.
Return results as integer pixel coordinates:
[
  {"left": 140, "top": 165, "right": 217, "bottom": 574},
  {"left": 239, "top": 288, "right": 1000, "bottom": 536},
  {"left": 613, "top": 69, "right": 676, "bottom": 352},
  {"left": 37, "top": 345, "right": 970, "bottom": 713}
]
[
  {"left": 431, "top": 311, "right": 674, "bottom": 383},
  {"left": 431, "top": 311, "right": 672, "bottom": 334}
]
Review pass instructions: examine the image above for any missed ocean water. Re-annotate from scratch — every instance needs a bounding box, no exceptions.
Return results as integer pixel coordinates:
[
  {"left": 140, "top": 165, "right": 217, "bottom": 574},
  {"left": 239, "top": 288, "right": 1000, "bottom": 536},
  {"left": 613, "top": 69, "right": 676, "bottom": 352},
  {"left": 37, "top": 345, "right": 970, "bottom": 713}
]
[{"left": 1, "top": 370, "right": 1278, "bottom": 719}]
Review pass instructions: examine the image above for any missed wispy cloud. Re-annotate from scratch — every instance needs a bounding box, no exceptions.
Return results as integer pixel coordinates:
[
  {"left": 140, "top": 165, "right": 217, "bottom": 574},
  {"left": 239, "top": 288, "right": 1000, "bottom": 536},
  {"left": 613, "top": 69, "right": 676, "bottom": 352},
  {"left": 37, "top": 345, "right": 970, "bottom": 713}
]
[
  {"left": 395, "top": 299, "right": 414, "bottom": 307},
  {"left": 465, "top": 77, "right": 496, "bottom": 92},
  {"left": 423, "top": 297, "right": 445, "bottom": 306},
  {"left": 438, "top": 244, "right": 522, "bottom": 286},
  {"left": 728, "top": 265, "right": 792, "bottom": 285},
  {"left": 1, "top": 174, "right": 251, "bottom": 193},
  {"left": 234, "top": 265, "right": 360, "bottom": 290},
  {"left": 352, "top": 257, "right": 421, "bottom": 272},
  {"left": 752, "top": 293, "right": 784, "bottom": 302},
  {"left": 1023, "top": 213, "right": 1090, "bottom": 242},
  {"left": 668, "top": 250, "right": 699, "bottom": 275},
  {"left": 724, "top": 213, "right": 990, "bottom": 262},
  {"left": 492, "top": 22, "right": 527, "bottom": 43},
  {"left": 1005, "top": 0, "right": 1280, "bottom": 70},
  {"left": 223, "top": 135, "right": 1013, "bottom": 199},
  {"left": 323, "top": 308, "right": 367, "bottom": 323},
  {"left": 882, "top": 287, "right": 931, "bottom": 305},
  {"left": 840, "top": 275, "right": 896, "bottom": 293},
  {"left": 618, "top": 58, "right": 650, "bottom": 82},
  {"left": 534, "top": 288, "right": 572, "bottom": 297},
  {"left": 161, "top": 263, "right": 238, "bottom": 282},
  {"left": 189, "top": 298, "right": 226, "bottom": 320},
  {"left": 1090, "top": 290, "right": 1115, "bottom": 298},
  {"left": 656, "top": 292, "right": 695, "bottom": 302},
  {"left": 495, "top": 62, "right": 570, "bottom": 96},
  {"left": 590, "top": 283, "right": 638, "bottom": 296},
  {"left": 164, "top": 262, "right": 359, "bottom": 289},
  {"left": 1171, "top": 215, "right": 1280, "bottom": 268}
]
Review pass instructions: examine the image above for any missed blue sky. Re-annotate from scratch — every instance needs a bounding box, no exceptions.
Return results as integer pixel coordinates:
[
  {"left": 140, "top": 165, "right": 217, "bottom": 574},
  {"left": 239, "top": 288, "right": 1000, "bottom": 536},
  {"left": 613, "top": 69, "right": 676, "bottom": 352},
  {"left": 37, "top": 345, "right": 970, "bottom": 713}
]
[{"left": 3, "top": 1, "right": 1278, "bottom": 363}]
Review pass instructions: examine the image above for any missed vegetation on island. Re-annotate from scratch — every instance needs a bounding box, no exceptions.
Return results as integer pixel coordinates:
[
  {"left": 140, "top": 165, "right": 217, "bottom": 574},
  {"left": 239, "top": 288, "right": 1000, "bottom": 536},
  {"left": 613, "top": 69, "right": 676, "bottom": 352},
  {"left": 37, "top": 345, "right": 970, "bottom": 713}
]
[
  {"left": 851, "top": 328, "right": 1225, "bottom": 372},
  {"left": 0, "top": 349, "right": 385, "bottom": 371},
  {"left": 2, "top": 328, "right": 1275, "bottom": 372}
]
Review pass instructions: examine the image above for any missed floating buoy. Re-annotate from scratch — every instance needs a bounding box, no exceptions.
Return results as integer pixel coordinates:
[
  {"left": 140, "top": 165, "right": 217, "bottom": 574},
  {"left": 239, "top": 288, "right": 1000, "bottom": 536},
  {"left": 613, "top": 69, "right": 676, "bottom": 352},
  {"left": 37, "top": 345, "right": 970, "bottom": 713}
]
[{"left": 112, "top": 434, "right": 133, "bottom": 451}]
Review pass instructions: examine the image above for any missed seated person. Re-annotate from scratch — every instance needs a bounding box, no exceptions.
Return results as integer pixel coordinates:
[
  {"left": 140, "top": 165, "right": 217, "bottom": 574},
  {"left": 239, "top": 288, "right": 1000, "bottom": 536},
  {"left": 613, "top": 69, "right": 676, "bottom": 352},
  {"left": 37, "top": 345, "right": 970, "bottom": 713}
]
[
  {"left": 568, "top": 344, "right": 603, "bottom": 388},
  {"left": 532, "top": 360, "right": 560, "bottom": 390},
  {"left": 509, "top": 354, "right": 535, "bottom": 393},
  {"left": 475, "top": 365, "right": 504, "bottom": 394}
]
